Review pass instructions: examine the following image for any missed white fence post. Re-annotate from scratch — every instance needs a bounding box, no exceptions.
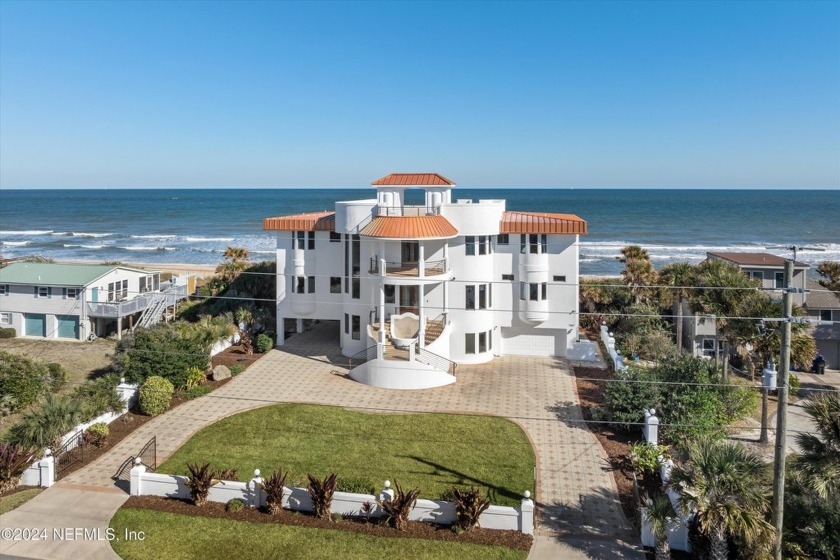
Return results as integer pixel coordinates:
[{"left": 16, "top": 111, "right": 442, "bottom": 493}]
[
  {"left": 39, "top": 450, "right": 55, "bottom": 488},
  {"left": 520, "top": 490, "right": 534, "bottom": 535},
  {"left": 249, "top": 469, "right": 264, "bottom": 509},
  {"left": 116, "top": 378, "right": 139, "bottom": 410},
  {"left": 643, "top": 408, "right": 659, "bottom": 446},
  {"left": 130, "top": 457, "right": 146, "bottom": 496},
  {"left": 378, "top": 480, "right": 394, "bottom": 503}
]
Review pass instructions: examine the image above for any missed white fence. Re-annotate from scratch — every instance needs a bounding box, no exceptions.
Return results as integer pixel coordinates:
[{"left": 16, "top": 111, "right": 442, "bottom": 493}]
[
  {"left": 600, "top": 323, "right": 627, "bottom": 372},
  {"left": 19, "top": 378, "right": 139, "bottom": 488},
  {"left": 130, "top": 463, "right": 535, "bottom": 534},
  {"left": 639, "top": 458, "right": 692, "bottom": 553},
  {"left": 210, "top": 332, "right": 241, "bottom": 357}
]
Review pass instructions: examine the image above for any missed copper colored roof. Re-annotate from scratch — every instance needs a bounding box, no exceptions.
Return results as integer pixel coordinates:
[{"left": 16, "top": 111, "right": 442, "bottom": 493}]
[
  {"left": 707, "top": 252, "right": 808, "bottom": 268},
  {"left": 500, "top": 211, "right": 587, "bottom": 235},
  {"left": 360, "top": 216, "right": 458, "bottom": 239},
  {"left": 372, "top": 173, "right": 455, "bottom": 186},
  {"left": 263, "top": 211, "right": 335, "bottom": 232}
]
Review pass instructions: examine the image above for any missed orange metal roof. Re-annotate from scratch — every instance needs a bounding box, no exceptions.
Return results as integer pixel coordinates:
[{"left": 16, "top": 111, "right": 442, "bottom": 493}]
[
  {"left": 372, "top": 173, "right": 455, "bottom": 186},
  {"left": 500, "top": 211, "right": 587, "bottom": 235},
  {"left": 263, "top": 211, "right": 335, "bottom": 232},
  {"left": 360, "top": 216, "right": 458, "bottom": 239}
]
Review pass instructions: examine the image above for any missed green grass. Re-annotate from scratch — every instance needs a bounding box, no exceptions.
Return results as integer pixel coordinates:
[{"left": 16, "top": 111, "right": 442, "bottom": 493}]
[
  {"left": 110, "top": 508, "right": 527, "bottom": 560},
  {"left": 0, "top": 488, "right": 43, "bottom": 515},
  {"left": 158, "top": 404, "right": 534, "bottom": 507}
]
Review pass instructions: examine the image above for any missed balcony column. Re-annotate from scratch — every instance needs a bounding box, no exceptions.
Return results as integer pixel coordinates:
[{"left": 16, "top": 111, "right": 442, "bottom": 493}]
[
  {"left": 418, "top": 286, "right": 425, "bottom": 349},
  {"left": 418, "top": 242, "right": 425, "bottom": 279},
  {"left": 117, "top": 316, "right": 122, "bottom": 341},
  {"left": 379, "top": 282, "right": 386, "bottom": 345}
]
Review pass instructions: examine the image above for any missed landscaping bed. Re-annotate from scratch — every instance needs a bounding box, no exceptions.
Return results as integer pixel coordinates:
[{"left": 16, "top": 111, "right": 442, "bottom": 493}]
[
  {"left": 121, "top": 495, "right": 532, "bottom": 551},
  {"left": 211, "top": 344, "right": 264, "bottom": 369}
]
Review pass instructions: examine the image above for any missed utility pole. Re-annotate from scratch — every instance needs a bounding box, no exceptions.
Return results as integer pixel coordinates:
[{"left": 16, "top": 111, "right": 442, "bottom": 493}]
[{"left": 771, "top": 259, "right": 793, "bottom": 560}]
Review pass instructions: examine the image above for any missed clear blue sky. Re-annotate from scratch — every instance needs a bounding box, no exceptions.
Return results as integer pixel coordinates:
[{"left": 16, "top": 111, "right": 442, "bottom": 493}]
[{"left": 1, "top": 0, "right": 838, "bottom": 189}]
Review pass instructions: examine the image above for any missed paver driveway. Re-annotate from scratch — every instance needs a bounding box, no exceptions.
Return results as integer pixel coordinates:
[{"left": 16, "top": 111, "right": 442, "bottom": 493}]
[{"left": 1, "top": 322, "right": 641, "bottom": 559}]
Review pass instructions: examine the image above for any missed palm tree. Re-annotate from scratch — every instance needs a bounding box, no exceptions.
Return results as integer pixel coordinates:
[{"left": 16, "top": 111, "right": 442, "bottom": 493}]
[
  {"left": 620, "top": 245, "right": 658, "bottom": 304},
  {"left": 793, "top": 392, "right": 840, "bottom": 499},
  {"left": 659, "top": 262, "right": 696, "bottom": 353},
  {"left": 645, "top": 491, "right": 678, "bottom": 560},
  {"left": 671, "top": 437, "right": 774, "bottom": 560},
  {"left": 816, "top": 260, "right": 840, "bottom": 292},
  {"left": 7, "top": 394, "right": 84, "bottom": 450},
  {"left": 223, "top": 246, "right": 250, "bottom": 262}
]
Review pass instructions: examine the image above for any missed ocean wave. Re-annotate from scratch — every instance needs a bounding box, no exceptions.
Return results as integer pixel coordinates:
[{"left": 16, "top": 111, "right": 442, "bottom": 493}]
[
  {"left": 118, "top": 245, "right": 174, "bottom": 251},
  {"left": 184, "top": 236, "right": 234, "bottom": 242},
  {"left": 252, "top": 250, "right": 276, "bottom": 255},
  {"left": 130, "top": 234, "right": 177, "bottom": 239},
  {"left": 77, "top": 244, "right": 108, "bottom": 249},
  {"left": 0, "top": 241, "right": 29, "bottom": 246},
  {"left": 70, "top": 232, "right": 112, "bottom": 238},
  {"left": 0, "top": 230, "right": 53, "bottom": 235}
]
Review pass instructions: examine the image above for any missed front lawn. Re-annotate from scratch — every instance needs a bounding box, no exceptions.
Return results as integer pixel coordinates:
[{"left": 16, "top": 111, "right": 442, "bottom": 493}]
[
  {"left": 158, "top": 403, "right": 534, "bottom": 507},
  {"left": 110, "top": 508, "right": 527, "bottom": 560},
  {"left": 0, "top": 487, "right": 43, "bottom": 515}
]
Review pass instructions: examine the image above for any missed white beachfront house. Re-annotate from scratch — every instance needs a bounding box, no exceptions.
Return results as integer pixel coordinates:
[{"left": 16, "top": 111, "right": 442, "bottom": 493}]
[
  {"left": 0, "top": 262, "right": 191, "bottom": 341},
  {"left": 264, "top": 173, "right": 587, "bottom": 389}
]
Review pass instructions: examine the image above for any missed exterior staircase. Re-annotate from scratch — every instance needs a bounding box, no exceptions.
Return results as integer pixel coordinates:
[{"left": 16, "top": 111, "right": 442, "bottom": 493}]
[
  {"left": 136, "top": 292, "right": 169, "bottom": 329},
  {"left": 424, "top": 314, "right": 446, "bottom": 345}
]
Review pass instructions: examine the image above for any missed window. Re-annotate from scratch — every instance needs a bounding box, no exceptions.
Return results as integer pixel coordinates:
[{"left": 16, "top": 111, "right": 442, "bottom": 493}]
[
  {"left": 497, "top": 234, "right": 509, "bottom": 245},
  {"left": 121, "top": 280, "right": 128, "bottom": 299},
  {"left": 330, "top": 277, "right": 342, "bottom": 294},
  {"left": 520, "top": 281, "right": 526, "bottom": 301},
  {"left": 520, "top": 234, "right": 547, "bottom": 254},
  {"left": 308, "top": 231, "right": 315, "bottom": 250},
  {"left": 330, "top": 231, "right": 341, "bottom": 243},
  {"left": 36, "top": 286, "right": 50, "bottom": 298},
  {"left": 352, "top": 278, "right": 360, "bottom": 299},
  {"left": 478, "top": 235, "right": 487, "bottom": 255},
  {"left": 542, "top": 282, "right": 547, "bottom": 300},
  {"left": 344, "top": 235, "right": 349, "bottom": 293},
  {"left": 465, "top": 333, "right": 475, "bottom": 354},
  {"left": 351, "top": 315, "right": 360, "bottom": 340},
  {"left": 502, "top": 274, "right": 514, "bottom": 281},
  {"left": 345, "top": 313, "right": 350, "bottom": 335},
  {"left": 466, "top": 285, "right": 475, "bottom": 309},
  {"left": 522, "top": 282, "right": 548, "bottom": 302},
  {"left": 820, "top": 309, "right": 832, "bottom": 322},
  {"left": 466, "top": 284, "right": 489, "bottom": 310},
  {"left": 478, "top": 332, "right": 487, "bottom": 353},
  {"left": 702, "top": 338, "right": 719, "bottom": 358},
  {"left": 0, "top": 285, "right": 8, "bottom": 295},
  {"left": 530, "top": 283, "right": 539, "bottom": 301},
  {"left": 465, "top": 330, "right": 493, "bottom": 355},
  {"left": 307, "top": 276, "right": 315, "bottom": 294},
  {"left": 65, "top": 288, "right": 80, "bottom": 299},
  {"left": 0, "top": 312, "right": 11, "bottom": 324},
  {"left": 479, "top": 284, "right": 487, "bottom": 309},
  {"left": 465, "top": 236, "right": 475, "bottom": 256},
  {"left": 553, "top": 275, "right": 566, "bottom": 282},
  {"left": 775, "top": 272, "right": 785, "bottom": 289},
  {"left": 295, "top": 231, "right": 305, "bottom": 250},
  {"left": 108, "top": 282, "right": 115, "bottom": 301},
  {"left": 465, "top": 236, "right": 491, "bottom": 256},
  {"left": 293, "top": 276, "right": 306, "bottom": 294},
  {"left": 384, "top": 285, "right": 395, "bottom": 304},
  {"left": 748, "top": 270, "right": 764, "bottom": 281}
]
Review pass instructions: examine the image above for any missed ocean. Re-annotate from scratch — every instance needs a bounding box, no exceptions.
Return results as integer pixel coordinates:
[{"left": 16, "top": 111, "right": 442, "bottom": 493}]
[{"left": 0, "top": 188, "right": 837, "bottom": 276}]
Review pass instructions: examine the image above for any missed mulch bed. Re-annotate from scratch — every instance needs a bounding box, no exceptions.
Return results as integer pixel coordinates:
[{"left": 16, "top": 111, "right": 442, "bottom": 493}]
[
  {"left": 123, "top": 495, "right": 533, "bottom": 551},
  {"left": 169, "top": 377, "right": 233, "bottom": 409},
  {"left": 211, "top": 344, "right": 264, "bottom": 369}
]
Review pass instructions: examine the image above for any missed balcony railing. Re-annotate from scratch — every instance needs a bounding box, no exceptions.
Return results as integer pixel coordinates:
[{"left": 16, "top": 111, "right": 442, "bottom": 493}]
[
  {"left": 376, "top": 205, "right": 440, "bottom": 217},
  {"left": 369, "top": 257, "right": 448, "bottom": 278},
  {"left": 416, "top": 347, "right": 456, "bottom": 377},
  {"left": 87, "top": 284, "right": 188, "bottom": 318}
]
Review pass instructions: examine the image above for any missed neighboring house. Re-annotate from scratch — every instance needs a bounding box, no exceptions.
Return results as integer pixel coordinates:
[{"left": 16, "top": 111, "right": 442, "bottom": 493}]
[
  {"left": 264, "top": 173, "right": 586, "bottom": 389},
  {"left": 805, "top": 278, "right": 840, "bottom": 369},
  {"left": 0, "top": 262, "right": 190, "bottom": 341},
  {"left": 682, "top": 252, "right": 810, "bottom": 359}
]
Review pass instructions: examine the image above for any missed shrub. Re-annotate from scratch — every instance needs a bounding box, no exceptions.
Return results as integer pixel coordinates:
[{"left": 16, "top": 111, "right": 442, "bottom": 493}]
[
  {"left": 337, "top": 476, "right": 375, "bottom": 495},
  {"left": 226, "top": 498, "right": 245, "bottom": 512},
  {"left": 256, "top": 334, "right": 273, "bottom": 353},
  {"left": 182, "top": 386, "right": 212, "bottom": 400},
  {"left": 84, "top": 422, "right": 109, "bottom": 448},
  {"left": 0, "top": 327, "right": 16, "bottom": 339},
  {"left": 229, "top": 365, "right": 246, "bottom": 377},
  {"left": 184, "top": 367, "right": 206, "bottom": 390},
  {"left": 46, "top": 363, "right": 68, "bottom": 389},
  {"left": 112, "top": 323, "right": 210, "bottom": 388},
  {"left": 261, "top": 467, "right": 289, "bottom": 515},
  {"left": 452, "top": 487, "right": 491, "bottom": 532},
  {"left": 360, "top": 500, "right": 374, "bottom": 521},
  {"left": 0, "top": 442, "right": 36, "bottom": 493},
  {"left": 600, "top": 365, "right": 661, "bottom": 430},
  {"left": 790, "top": 373, "right": 800, "bottom": 399},
  {"left": 307, "top": 473, "right": 338, "bottom": 520},
  {"left": 629, "top": 442, "right": 669, "bottom": 478},
  {"left": 217, "top": 468, "right": 238, "bottom": 481},
  {"left": 377, "top": 480, "right": 420, "bottom": 531},
  {"left": 139, "top": 376, "right": 174, "bottom": 417},
  {"left": 73, "top": 377, "right": 123, "bottom": 419},
  {"left": 6, "top": 394, "right": 84, "bottom": 450},
  {"left": 186, "top": 462, "right": 217, "bottom": 506},
  {"left": 0, "top": 351, "right": 66, "bottom": 413}
]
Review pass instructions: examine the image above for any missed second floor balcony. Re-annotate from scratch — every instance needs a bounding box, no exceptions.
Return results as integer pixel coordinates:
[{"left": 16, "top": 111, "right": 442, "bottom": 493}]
[
  {"left": 87, "top": 283, "right": 188, "bottom": 318},
  {"left": 369, "top": 257, "right": 448, "bottom": 279}
]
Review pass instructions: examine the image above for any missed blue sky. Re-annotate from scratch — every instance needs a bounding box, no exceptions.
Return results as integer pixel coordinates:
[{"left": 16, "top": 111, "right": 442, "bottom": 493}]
[{"left": 0, "top": 0, "right": 838, "bottom": 189}]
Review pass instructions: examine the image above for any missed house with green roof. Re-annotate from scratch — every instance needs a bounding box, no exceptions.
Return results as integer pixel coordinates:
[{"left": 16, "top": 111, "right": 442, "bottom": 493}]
[{"left": 0, "top": 262, "right": 190, "bottom": 341}]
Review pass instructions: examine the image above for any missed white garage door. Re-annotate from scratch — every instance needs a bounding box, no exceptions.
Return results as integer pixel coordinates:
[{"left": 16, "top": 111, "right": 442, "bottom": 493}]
[{"left": 501, "top": 328, "right": 566, "bottom": 357}]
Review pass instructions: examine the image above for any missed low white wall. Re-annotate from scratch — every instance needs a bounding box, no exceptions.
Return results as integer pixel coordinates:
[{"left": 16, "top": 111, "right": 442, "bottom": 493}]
[
  {"left": 349, "top": 359, "right": 456, "bottom": 390},
  {"left": 19, "top": 453, "right": 55, "bottom": 488},
  {"left": 600, "top": 324, "right": 626, "bottom": 372},
  {"left": 210, "top": 333, "right": 241, "bottom": 357},
  {"left": 130, "top": 466, "right": 534, "bottom": 534}
]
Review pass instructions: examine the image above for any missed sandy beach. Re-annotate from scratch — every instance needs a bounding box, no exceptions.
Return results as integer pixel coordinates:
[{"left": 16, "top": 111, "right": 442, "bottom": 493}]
[{"left": 50, "top": 259, "right": 220, "bottom": 278}]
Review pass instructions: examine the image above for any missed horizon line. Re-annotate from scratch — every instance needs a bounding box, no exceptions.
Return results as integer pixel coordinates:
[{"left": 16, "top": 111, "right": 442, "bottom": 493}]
[{"left": 1, "top": 186, "right": 838, "bottom": 191}]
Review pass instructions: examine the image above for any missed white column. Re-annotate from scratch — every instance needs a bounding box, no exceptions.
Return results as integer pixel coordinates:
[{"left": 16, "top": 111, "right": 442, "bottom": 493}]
[
  {"left": 117, "top": 316, "right": 122, "bottom": 340},
  {"left": 296, "top": 318, "right": 303, "bottom": 333},
  {"left": 419, "top": 242, "right": 425, "bottom": 278},
  {"left": 277, "top": 317, "right": 285, "bottom": 346},
  {"left": 130, "top": 457, "right": 146, "bottom": 496},
  {"left": 418, "top": 284, "right": 425, "bottom": 348},
  {"left": 379, "top": 282, "right": 385, "bottom": 344},
  {"left": 520, "top": 491, "right": 534, "bottom": 534}
]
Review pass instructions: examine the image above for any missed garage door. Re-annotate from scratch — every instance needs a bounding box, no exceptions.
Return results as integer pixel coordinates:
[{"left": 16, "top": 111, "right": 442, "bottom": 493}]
[
  {"left": 501, "top": 328, "right": 565, "bottom": 357},
  {"left": 24, "top": 313, "right": 46, "bottom": 337},
  {"left": 816, "top": 339, "right": 839, "bottom": 370},
  {"left": 57, "top": 315, "right": 79, "bottom": 339}
]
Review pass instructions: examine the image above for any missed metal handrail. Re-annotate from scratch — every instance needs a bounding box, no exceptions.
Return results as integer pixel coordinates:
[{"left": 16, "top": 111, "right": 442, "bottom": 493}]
[
  {"left": 416, "top": 347, "right": 457, "bottom": 376},
  {"left": 376, "top": 205, "right": 440, "bottom": 217},
  {"left": 88, "top": 284, "right": 187, "bottom": 318},
  {"left": 378, "top": 259, "right": 448, "bottom": 277},
  {"left": 348, "top": 345, "right": 377, "bottom": 371}
]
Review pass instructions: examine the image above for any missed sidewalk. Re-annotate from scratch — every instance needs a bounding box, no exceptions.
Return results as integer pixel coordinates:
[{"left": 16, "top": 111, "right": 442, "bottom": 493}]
[{"left": 2, "top": 323, "right": 643, "bottom": 560}]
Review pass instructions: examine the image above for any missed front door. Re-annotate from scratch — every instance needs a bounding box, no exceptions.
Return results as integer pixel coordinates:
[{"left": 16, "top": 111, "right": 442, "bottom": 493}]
[{"left": 399, "top": 285, "right": 419, "bottom": 315}]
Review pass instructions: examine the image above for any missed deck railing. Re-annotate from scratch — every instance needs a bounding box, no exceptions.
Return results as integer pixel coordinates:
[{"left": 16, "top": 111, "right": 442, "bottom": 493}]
[
  {"left": 87, "top": 284, "right": 187, "bottom": 318},
  {"left": 370, "top": 259, "right": 448, "bottom": 277},
  {"left": 376, "top": 205, "right": 440, "bottom": 217},
  {"left": 348, "top": 345, "right": 378, "bottom": 371},
  {"left": 416, "top": 347, "right": 457, "bottom": 376}
]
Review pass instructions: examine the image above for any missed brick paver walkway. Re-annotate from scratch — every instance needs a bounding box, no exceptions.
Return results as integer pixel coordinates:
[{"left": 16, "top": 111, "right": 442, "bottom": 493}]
[{"left": 2, "top": 322, "right": 642, "bottom": 559}]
